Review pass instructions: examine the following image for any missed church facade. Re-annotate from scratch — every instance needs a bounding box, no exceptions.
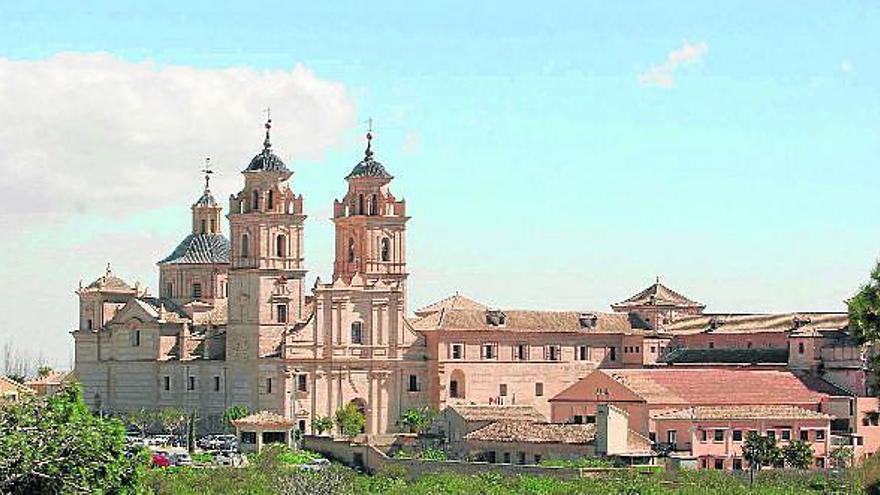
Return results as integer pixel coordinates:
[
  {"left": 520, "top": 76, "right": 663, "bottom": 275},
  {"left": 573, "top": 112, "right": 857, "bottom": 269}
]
[{"left": 72, "top": 119, "right": 874, "bottom": 441}]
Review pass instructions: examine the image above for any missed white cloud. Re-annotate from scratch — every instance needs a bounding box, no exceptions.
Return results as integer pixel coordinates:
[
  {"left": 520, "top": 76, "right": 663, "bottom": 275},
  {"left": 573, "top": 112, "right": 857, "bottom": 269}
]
[
  {"left": 402, "top": 131, "right": 422, "bottom": 156},
  {"left": 638, "top": 40, "right": 708, "bottom": 89},
  {"left": 0, "top": 52, "right": 357, "bottom": 229}
]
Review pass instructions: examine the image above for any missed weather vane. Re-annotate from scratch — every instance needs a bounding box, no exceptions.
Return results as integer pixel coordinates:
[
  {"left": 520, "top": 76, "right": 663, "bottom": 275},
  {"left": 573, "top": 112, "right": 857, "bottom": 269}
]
[{"left": 364, "top": 117, "right": 374, "bottom": 157}]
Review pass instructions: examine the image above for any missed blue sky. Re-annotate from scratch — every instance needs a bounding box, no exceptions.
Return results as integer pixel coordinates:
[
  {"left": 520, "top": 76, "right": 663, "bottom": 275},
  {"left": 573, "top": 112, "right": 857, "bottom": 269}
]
[{"left": 0, "top": 1, "right": 878, "bottom": 367}]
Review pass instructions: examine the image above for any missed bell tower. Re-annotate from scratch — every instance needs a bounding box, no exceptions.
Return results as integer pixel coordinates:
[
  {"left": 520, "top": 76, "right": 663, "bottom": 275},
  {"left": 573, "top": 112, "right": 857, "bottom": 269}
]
[
  {"left": 226, "top": 115, "right": 307, "bottom": 365},
  {"left": 192, "top": 158, "right": 222, "bottom": 235},
  {"left": 332, "top": 128, "right": 409, "bottom": 306}
]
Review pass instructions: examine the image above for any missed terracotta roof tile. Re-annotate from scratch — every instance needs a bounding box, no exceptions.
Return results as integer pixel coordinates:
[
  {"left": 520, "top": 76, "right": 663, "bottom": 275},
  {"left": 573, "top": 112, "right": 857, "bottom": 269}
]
[
  {"left": 449, "top": 404, "right": 547, "bottom": 422},
  {"left": 664, "top": 313, "right": 848, "bottom": 336},
  {"left": 652, "top": 405, "right": 833, "bottom": 421},
  {"left": 418, "top": 308, "right": 645, "bottom": 334},
  {"left": 552, "top": 368, "right": 836, "bottom": 406},
  {"left": 662, "top": 347, "right": 789, "bottom": 364},
  {"left": 414, "top": 293, "right": 487, "bottom": 317},
  {"left": 232, "top": 411, "right": 294, "bottom": 428},
  {"left": 613, "top": 282, "right": 703, "bottom": 310},
  {"left": 465, "top": 421, "right": 596, "bottom": 444}
]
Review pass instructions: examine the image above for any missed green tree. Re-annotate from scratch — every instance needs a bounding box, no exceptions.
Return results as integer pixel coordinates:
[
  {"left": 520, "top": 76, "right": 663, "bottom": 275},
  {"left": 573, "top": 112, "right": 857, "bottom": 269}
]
[
  {"left": 158, "top": 408, "right": 187, "bottom": 443},
  {"left": 849, "top": 262, "right": 880, "bottom": 344},
  {"left": 36, "top": 365, "right": 53, "bottom": 379},
  {"left": 311, "top": 416, "right": 334, "bottom": 436},
  {"left": 742, "top": 432, "right": 781, "bottom": 478},
  {"left": 123, "top": 408, "right": 155, "bottom": 437},
  {"left": 335, "top": 403, "right": 365, "bottom": 438},
  {"left": 782, "top": 439, "right": 814, "bottom": 469},
  {"left": 831, "top": 446, "right": 854, "bottom": 469},
  {"left": 0, "top": 383, "right": 148, "bottom": 494},
  {"left": 223, "top": 405, "right": 249, "bottom": 432},
  {"left": 399, "top": 406, "right": 438, "bottom": 435}
]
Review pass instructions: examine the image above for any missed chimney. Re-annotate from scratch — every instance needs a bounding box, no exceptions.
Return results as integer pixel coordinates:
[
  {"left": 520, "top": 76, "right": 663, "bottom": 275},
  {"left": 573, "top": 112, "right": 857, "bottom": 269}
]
[
  {"left": 485, "top": 309, "right": 506, "bottom": 326},
  {"left": 579, "top": 313, "right": 599, "bottom": 328}
]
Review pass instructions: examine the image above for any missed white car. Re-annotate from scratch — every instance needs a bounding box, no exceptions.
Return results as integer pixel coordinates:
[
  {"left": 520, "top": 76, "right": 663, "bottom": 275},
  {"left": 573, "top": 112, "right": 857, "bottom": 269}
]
[{"left": 298, "top": 458, "right": 331, "bottom": 471}]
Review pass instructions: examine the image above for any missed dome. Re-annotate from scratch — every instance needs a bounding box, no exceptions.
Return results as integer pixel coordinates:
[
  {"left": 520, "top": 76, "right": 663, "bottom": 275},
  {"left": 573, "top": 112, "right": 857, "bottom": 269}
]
[
  {"left": 194, "top": 189, "right": 218, "bottom": 207},
  {"left": 158, "top": 233, "right": 231, "bottom": 265},
  {"left": 345, "top": 131, "right": 392, "bottom": 180},
  {"left": 244, "top": 148, "right": 289, "bottom": 173}
]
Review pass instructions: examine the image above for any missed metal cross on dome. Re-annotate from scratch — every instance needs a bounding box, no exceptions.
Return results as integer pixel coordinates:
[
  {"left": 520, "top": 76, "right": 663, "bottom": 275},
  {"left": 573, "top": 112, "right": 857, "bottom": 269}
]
[{"left": 201, "top": 157, "right": 213, "bottom": 191}]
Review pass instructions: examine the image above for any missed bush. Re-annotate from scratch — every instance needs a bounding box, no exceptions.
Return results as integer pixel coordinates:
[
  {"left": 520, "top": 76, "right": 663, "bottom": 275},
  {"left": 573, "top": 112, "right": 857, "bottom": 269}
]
[{"left": 538, "top": 456, "right": 614, "bottom": 468}]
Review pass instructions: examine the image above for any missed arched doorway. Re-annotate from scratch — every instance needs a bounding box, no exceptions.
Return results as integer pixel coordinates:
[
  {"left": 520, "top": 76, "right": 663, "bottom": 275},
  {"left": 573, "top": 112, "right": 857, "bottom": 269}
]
[{"left": 449, "top": 369, "right": 466, "bottom": 399}]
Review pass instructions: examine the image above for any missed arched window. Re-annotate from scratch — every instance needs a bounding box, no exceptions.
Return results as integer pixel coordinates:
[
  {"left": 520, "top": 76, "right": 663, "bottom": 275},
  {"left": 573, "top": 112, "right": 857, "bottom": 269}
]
[
  {"left": 348, "top": 238, "right": 355, "bottom": 262},
  {"left": 241, "top": 233, "right": 250, "bottom": 258},
  {"left": 210, "top": 219, "right": 216, "bottom": 233},
  {"left": 276, "top": 234, "right": 286, "bottom": 258},
  {"left": 358, "top": 194, "right": 365, "bottom": 215},
  {"left": 370, "top": 194, "right": 378, "bottom": 215},
  {"left": 200, "top": 219, "right": 206, "bottom": 234},
  {"left": 381, "top": 238, "right": 390, "bottom": 262},
  {"left": 267, "top": 190, "right": 274, "bottom": 210},
  {"left": 252, "top": 189, "right": 260, "bottom": 211},
  {"left": 86, "top": 319, "right": 93, "bottom": 330},
  {"left": 351, "top": 322, "right": 363, "bottom": 344}
]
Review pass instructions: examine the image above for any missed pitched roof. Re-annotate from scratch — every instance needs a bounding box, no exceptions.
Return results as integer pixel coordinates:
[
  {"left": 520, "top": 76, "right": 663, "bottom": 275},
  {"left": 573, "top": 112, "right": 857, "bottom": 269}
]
[
  {"left": 25, "top": 371, "right": 70, "bottom": 386},
  {"left": 0, "top": 375, "right": 33, "bottom": 396},
  {"left": 136, "top": 297, "right": 190, "bottom": 321},
  {"left": 84, "top": 269, "right": 134, "bottom": 292},
  {"left": 612, "top": 281, "right": 704, "bottom": 310},
  {"left": 465, "top": 421, "right": 596, "bottom": 444},
  {"left": 663, "top": 313, "right": 848, "bottom": 336},
  {"left": 551, "top": 368, "right": 837, "bottom": 406},
  {"left": 412, "top": 308, "right": 647, "bottom": 334},
  {"left": 158, "top": 233, "right": 231, "bottom": 265},
  {"left": 652, "top": 405, "right": 832, "bottom": 421},
  {"left": 231, "top": 410, "right": 295, "bottom": 428},
  {"left": 194, "top": 190, "right": 219, "bottom": 207},
  {"left": 448, "top": 404, "right": 547, "bottom": 422},
  {"left": 661, "top": 347, "right": 789, "bottom": 365},
  {"left": 414, "top": 293, "right": 487, "bottom": 317}
]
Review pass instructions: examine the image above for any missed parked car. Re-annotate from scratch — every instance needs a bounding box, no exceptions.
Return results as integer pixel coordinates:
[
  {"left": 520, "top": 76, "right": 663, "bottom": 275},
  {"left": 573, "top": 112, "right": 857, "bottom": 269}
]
[
  {"left": 298, "top": 458, "right": 330, "bottom": 472},
  {"left": 173, "top": 452, "right": 193, "bottom": 466},
  {"left": 151, "top": 452, "right": 171, "bottom": 468}
]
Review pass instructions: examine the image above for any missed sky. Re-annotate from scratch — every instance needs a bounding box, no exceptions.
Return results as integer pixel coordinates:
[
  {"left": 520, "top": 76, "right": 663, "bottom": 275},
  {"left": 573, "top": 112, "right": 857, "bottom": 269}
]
[{"left": 0, "top": 1, "right": 878, "bottom": 368}]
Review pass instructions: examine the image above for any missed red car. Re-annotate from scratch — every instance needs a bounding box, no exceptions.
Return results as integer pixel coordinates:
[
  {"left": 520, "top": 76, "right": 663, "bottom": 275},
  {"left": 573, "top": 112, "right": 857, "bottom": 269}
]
[{"left": 152, "top": 452, "right": 171, "bottom": 468}]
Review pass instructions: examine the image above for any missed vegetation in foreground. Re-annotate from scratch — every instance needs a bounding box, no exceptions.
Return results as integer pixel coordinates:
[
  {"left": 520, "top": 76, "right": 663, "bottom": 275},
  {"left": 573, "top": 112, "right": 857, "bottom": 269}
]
[{"left": 145, "top": 445, "right": 867, "bottom": 495}]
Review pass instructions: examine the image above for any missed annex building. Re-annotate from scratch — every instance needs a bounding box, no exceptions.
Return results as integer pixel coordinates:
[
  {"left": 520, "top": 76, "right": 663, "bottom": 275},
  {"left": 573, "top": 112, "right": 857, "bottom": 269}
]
[{"left": 72, "top": 118, "right": 880, "bottom": 469}]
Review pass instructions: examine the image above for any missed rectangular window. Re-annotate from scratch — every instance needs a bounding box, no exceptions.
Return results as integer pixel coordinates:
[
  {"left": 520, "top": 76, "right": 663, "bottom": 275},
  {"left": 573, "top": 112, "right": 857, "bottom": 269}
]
[
  {"left": 767, "top": 430, "right": 776, "bottom": 441},
  {"left": 650, "top": 346, "right": 656, "bottom": 353},
  {"left": 733, "top": 430, "right": 743, "bottom": 442},
  {"left": 451, "top": 343, "right": 464, "bottom": 360},
  {"left": 534, "top": 454, "right": 542, "bottom": 464},
  {"left": 816, "top": 457, "right": 825, "bottom": 468},
  {"left": 708, "top": 342, "right": 715, "bottom": 349},
  {"left": 298, "top": 420, "right": 306, "bottom": 433},
  {"left": 297, "top": 374, "right": 308, "bottom": 392},
  {"left": 449, "top": 380, "right": 459, "bottom": 398},
  {"left": 573, "top": 415, "right": 584, "bottom": 424},
  {"left": 351, "top": 322, "right": 363, "bottom": 344},
  {"left": 163, "top": 376, "right": 170, "bottom": 391},
  {"left": 714, "top": 458, "right": 724, "bottom": 470},
  {"left": 265, "top": 378, "right": 273, "bottom": 394},
  {"left": 277, "top": 304, "right": 288, "bottom": 323},
  {"left": 800, "top": 430, "right": 809, "bottom": 442},
  {"left": 733, "top": 458, "right": 743, "bottom": 471},
  {"left": 192, "top": 283, "right": 202, "bottom": 299},
  {"left": 408, "top": 374, "right": 419, "bottom": 392},
  {"left": 546, "top": 345, "right": 561, "bottom": 361},
  {"left": 781, "top": 429, "right": 791, "bottom": 441},
  {"left": 667, "top": 430, "right": 678, "bottom": 445},
  {"left": 486, "top": 451, "right": 496, "bottom": 463},
  {"left": 503, "top": 452, "right": 511, "bottom": 464},
  {"left": 166, "top": 283, "right": 173, "bottom": 297},
  {"left": 187, "top": 376, "right": 196, "bottom": 391},
  {"left": 609, "top": 347, "right": 617, "bottom": 361},
  {"left": 499, "top": 384, "right": 508, "bottom": 397},
  {"left": 815, "top": 429, "right": 825, "bottom": 441},
  {"left": 517, "top": 452, "right": 526, "bottom": 465},
  {"left": 241, "top": 432, "right": 257, "bottom": 444},
  {"left": 699, "top": 430, "right": 707, "bottom": 442},
  {"left": 131, "top": 330, "right": 141, "bottom": 347},
  {"left": 515, "top": 344, "right": 528, "bottom": 360},
  {"left": 576, "top": 345, "right": 588, "bottom": 360},
  {"left": 535, "top": 382, "right": 543, "bottom": 397},
  {"left": 714, "top": 429, "right": 724, "bottom": 442},
  {"left": 213, "top": 376, "right": 220, "bottom": 392},
  {"left": 482, "top": 343, "right": 496, "bottom": 360}
]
